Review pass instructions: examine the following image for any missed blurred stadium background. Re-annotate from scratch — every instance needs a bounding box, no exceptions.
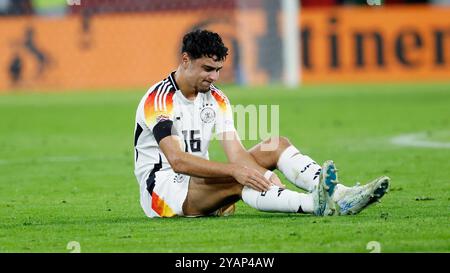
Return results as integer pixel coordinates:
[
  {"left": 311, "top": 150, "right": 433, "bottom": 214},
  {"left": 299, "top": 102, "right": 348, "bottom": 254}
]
[
  {"left": 2, "top": 0, "right": 450, "bottom": 90},
  {"left": 0, "top": 0, "right": 449, "bottom": 253}
]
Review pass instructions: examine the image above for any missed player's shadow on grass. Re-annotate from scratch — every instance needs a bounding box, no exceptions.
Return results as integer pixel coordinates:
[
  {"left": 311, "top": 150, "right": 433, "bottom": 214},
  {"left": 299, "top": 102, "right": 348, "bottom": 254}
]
[
  {"left": 2, "top": 213, "right": 330, "bottom": 229},
  {"left": 169, "top": 213, "right": 317, "bottom": 222}
]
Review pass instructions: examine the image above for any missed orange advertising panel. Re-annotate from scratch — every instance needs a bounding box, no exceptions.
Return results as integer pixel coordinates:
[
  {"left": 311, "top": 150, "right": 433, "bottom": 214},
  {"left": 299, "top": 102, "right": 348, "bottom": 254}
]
[
  {"left": 300, "top": 6, "right": 450, "bottom": 83},
  {"left": 0, "top": 6, "right": 449, "bottom": 92},
  {"left": 0, "top": 11, "right": 249, "bottom": 91}
]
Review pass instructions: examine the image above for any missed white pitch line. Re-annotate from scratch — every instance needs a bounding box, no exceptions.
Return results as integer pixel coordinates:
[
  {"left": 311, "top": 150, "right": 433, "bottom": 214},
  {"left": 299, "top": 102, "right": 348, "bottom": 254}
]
[{"left": 390, "top": 132, "right": 450, "bottom": 149}]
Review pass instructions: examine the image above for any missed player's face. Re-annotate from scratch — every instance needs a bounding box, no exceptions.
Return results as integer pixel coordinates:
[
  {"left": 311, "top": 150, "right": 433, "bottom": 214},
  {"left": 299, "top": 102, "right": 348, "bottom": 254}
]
[{"left": 187, "top": 56, "right": 224, "bottom": 93}]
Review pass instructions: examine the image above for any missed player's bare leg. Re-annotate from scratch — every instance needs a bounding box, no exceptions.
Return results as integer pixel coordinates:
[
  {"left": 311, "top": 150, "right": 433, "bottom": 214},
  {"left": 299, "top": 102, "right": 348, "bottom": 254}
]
[
  {"left": 182, "top": 136, "right": 323, "bottom": 216},
  {"left": 247, "top": 136, "right": 292, "bottom": 171},
  {"left": 182, "top": 176, "right": 243, "bottom": 216}
]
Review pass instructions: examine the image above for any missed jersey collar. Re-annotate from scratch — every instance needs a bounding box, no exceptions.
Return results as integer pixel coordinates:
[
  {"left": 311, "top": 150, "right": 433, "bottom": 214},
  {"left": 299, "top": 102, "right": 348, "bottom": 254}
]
[
  {"left": 169, "top": 71, "right": 207, "bottom": 104},
  {"left": 169, "top": 71, "right": 180, "bottom": 91}
]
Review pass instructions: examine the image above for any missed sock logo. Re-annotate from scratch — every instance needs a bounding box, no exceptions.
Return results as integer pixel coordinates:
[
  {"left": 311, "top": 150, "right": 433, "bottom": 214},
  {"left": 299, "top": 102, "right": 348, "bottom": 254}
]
[
  {"left": 300, "top": 162, "right": 318, "bottom": 174},
  {"left": 313, "top": 168, "right": 321, "bottom": 181},
  {"left": 277, "top": 188, "right": 284, "bottom": 197}
]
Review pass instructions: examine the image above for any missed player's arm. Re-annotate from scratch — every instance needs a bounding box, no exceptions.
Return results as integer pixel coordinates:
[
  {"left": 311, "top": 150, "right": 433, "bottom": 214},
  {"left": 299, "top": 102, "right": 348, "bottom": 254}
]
[
  {"left": 155, "top": 121, "right": 270, "bottom": 192},
  {"left": 219, "top": 130, "right": 285, "bottom": 188}
]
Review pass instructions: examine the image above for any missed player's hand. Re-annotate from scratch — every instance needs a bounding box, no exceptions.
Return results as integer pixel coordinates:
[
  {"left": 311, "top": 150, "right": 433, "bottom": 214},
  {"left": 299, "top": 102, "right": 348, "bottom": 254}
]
[
  {"left": 231, "top": 165, "right": 271, "bottom": 192},
  {"left": 267, "top": 172, "right": 286, "bottom": 189}
]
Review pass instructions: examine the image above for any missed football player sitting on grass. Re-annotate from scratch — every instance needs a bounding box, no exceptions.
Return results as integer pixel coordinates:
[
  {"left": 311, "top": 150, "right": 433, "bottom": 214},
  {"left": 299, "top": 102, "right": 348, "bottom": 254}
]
[{"left": 133, "top": 29, "right": 390, "bottom": 218}]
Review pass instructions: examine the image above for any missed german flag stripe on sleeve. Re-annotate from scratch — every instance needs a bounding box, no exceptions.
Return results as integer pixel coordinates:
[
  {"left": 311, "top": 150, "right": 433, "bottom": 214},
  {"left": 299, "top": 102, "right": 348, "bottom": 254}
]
[
  {"left": 211, "top": 86, "right": 229, "bottom": 113},
  {"left": 144, "top": 80, "right": 176, "bottom": 126}
]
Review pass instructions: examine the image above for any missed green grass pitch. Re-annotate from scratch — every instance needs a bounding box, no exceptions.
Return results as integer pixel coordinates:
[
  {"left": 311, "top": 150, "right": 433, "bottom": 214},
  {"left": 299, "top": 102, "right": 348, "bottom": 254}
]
[{"left": 0, "top": 83, "right": 449, "bottom": 252}]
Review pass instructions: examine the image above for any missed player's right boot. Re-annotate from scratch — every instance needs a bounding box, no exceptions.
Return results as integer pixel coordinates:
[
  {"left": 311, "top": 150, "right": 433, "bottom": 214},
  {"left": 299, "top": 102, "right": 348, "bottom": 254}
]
[
  {"left": 333, "top": 176, "right": 390, "bottom": 215},
  {"left": 313, "top": 160, "right": 390, "bottom": 216}
]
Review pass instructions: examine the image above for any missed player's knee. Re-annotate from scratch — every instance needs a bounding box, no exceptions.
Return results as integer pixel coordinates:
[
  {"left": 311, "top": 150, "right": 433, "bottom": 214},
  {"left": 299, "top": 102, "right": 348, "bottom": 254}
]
[
  {"left": 262, "top": 136, "right": 291, "bottom": 151},
  {"left": 278, "top": 136, "right": 291, "bottom": 148}
]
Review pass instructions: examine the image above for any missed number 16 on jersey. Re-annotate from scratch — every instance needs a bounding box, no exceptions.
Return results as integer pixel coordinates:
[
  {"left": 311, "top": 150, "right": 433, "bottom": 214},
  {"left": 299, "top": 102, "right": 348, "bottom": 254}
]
[{"left": 182, "top": 130, "right": 201, "bottom": 153}]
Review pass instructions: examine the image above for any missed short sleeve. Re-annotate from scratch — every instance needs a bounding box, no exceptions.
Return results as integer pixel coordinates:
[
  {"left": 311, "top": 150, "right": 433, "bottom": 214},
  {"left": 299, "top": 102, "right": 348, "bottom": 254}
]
[{"left": 143, "top": 89, "right": 176, "bottom": 131}]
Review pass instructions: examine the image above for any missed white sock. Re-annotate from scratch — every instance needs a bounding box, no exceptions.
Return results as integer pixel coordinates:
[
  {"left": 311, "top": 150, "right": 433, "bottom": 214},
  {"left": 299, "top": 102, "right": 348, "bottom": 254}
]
[
  {"left": 277, "top": 145, "right": 321, "bottom": 192},
  {"left": 241, "top": 185, "right": 314, "bottom": 214}
]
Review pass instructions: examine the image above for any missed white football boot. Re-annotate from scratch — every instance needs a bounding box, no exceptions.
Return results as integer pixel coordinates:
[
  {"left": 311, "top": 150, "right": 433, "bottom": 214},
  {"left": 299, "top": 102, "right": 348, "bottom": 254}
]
[{"left": 332, "top": 176, "right": 390, "bottom": 215}]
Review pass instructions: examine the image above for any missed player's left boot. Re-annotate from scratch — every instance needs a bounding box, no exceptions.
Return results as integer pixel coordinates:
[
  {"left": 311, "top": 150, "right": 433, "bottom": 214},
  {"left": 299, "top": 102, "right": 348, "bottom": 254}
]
[
  {"left": 312, "top": 160, "right": 338, "bottom": 216},
  {"left": 332, "top": 176, "right": 390, "bottom": 215},
  {"left": 214, "top": 203, "right": 236, "bottom": 217}
]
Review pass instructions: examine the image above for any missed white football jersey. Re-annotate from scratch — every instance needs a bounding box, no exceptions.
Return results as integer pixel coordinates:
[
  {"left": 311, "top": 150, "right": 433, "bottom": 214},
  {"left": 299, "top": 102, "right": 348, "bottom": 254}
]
[{"left": 134, "top": 72, "right": 235, "bottom": 184}]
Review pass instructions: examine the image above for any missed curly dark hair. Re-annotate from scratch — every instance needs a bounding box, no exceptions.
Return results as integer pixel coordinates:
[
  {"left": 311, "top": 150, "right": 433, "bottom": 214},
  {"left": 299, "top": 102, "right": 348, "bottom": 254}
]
[{"left": 181, "top": 29, "right": 228, "bottom": 61}]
